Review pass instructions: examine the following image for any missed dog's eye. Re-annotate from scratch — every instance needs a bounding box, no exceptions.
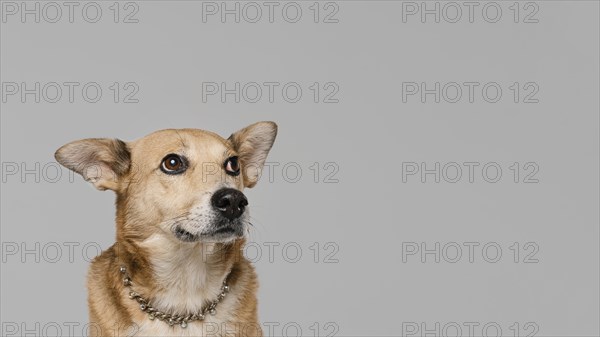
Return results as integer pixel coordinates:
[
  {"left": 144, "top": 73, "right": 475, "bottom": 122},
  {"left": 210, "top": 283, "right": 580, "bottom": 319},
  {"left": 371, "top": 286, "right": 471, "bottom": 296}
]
[
  {"left": 224, "top": 156, "right": 240, "bottom": 176},
  {"left": 161, "top": 154, "right": 187, "bottom": 174}
]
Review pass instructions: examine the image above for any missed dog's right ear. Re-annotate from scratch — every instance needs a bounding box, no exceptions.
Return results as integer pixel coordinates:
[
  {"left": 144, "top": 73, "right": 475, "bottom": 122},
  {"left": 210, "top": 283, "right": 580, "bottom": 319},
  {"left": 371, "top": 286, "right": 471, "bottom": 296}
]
[
  {"left": 228, "top": 121, "right": 277, "bottom": 188},
  {"left": 54, "top": 138, "right": 130, "bottom": 191}
]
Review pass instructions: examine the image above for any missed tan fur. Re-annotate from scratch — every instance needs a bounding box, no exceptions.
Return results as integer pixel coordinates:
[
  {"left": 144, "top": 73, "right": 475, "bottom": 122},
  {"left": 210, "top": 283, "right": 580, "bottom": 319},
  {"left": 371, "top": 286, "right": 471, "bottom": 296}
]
[{"left": 55, "top": 122, "right": 277, "bottom": 337}]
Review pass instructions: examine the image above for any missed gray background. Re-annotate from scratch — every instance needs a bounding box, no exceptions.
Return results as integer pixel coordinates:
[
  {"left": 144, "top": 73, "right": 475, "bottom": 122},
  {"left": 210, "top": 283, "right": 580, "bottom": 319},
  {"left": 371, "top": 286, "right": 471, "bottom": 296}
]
[{"left": 1, "top": 1, "right": 599, "bottom": 336}]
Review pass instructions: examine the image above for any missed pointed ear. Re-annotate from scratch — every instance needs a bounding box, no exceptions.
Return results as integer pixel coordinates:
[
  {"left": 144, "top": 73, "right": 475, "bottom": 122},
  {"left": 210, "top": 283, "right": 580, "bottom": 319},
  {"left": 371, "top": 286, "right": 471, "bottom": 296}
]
[
  {"left": 54, "top": 138, "right": 130, "bottom": 191},
  {"left": 228, "top": 121, "right": 277, "bottom": 188}
]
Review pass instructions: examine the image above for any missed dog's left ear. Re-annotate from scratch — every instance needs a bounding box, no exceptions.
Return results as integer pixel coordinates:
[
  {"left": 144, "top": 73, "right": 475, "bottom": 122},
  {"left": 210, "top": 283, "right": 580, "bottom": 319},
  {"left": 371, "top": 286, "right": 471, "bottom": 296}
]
[
  {"left": 54, "top": 138, "right": 131, "bottom": 191},
  {"left": 228, "top": 121, "right": 278, "bottom": 188}
]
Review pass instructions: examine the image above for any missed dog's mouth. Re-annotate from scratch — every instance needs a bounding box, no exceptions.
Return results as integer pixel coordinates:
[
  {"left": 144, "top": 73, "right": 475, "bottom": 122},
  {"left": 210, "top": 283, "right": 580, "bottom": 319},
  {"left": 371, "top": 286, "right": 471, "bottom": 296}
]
[
  {"left": 213, "top": 226, "right": 237, "bottom": 235},
  {"left": 173, "top": 222, "right": 244, "bottom": 243},
  {"left": 173, "top": 226, "right": 199, "bottom": 242},
  {"left": 203, "top": 223, "right": 244, "bottom": 241}
]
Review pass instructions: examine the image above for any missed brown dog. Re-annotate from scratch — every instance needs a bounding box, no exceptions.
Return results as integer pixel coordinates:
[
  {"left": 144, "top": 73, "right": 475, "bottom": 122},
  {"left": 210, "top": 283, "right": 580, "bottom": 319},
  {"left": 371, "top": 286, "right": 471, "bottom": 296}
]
[{"left": 55, "top": 122, "right": 277, "bottom": 337}]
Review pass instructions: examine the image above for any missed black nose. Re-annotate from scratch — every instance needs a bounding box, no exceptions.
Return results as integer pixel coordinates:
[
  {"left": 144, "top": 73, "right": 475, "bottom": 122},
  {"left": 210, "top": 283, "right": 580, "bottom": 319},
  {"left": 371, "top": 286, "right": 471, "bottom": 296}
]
[{"left": 211, "top": 188, "right": 248, "bottom": 220}]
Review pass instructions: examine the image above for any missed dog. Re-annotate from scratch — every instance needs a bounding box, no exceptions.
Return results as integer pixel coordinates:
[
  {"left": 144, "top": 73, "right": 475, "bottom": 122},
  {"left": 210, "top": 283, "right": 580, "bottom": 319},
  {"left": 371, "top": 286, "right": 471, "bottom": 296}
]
[{"left": 54, "top": 122, "right": 277, "bottom": 337}]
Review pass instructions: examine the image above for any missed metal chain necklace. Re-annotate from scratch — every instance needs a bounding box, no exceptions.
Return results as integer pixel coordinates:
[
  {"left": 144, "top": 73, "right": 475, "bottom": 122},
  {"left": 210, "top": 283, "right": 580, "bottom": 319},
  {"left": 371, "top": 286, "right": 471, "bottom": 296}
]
[{"left": 119, "top": 266, "right": 230, "bottom": 329}]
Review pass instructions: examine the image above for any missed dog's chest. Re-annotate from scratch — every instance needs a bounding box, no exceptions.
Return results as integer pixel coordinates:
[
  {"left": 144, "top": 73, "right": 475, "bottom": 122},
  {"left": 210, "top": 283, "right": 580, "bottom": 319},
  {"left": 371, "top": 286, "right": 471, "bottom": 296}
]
[
  {"left": 131, "top": 306, "right": 237, "bottom": 337},
  {"left": 127, "top": 288, "right": 240, "bottom": 337},
  {"left": 130, "top": 236, "right": 238, "bottom": 336},
  {"left": 125, "top": 267, "right": 243, "bottom": 337}
]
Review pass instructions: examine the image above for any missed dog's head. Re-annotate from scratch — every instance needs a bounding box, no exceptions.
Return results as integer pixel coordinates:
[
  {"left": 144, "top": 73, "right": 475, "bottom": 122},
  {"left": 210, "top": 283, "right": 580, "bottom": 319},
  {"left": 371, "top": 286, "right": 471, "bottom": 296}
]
[{"left": 55, "top": 122, "right": 277, "bottom": 244}]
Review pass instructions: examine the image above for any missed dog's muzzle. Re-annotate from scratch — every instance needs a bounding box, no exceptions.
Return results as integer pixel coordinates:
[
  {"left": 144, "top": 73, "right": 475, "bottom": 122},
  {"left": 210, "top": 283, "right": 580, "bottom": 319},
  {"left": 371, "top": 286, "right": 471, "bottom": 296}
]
[{"left": 172, "top": 188, "right": 249, "bottom": 242}]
